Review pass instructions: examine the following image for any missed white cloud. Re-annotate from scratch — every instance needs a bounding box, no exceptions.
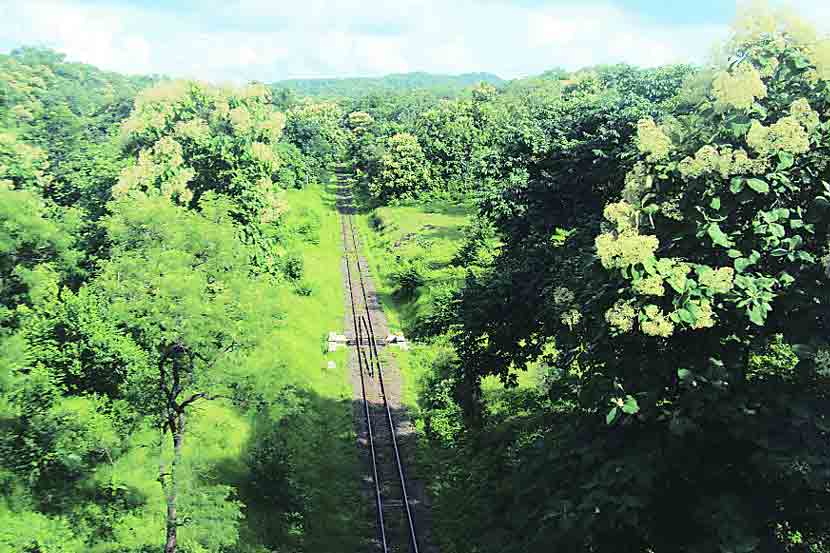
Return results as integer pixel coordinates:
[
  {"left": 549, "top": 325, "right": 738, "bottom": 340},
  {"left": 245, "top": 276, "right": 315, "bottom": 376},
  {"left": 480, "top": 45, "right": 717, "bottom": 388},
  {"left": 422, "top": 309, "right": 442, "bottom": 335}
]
[{"left": 0, "top": 0, "right": 827, "bottom": 82}]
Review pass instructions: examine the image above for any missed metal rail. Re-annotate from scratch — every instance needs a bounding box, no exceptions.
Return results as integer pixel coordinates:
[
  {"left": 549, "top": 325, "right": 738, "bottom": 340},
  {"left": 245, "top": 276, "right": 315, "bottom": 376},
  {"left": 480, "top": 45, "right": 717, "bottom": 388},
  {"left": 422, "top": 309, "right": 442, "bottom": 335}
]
[
  {"left": 342, "top": 209, "right": 388, "bottom": 553},
  {"left": 338, "top": 170, "right": 420, "bottom": 553}
]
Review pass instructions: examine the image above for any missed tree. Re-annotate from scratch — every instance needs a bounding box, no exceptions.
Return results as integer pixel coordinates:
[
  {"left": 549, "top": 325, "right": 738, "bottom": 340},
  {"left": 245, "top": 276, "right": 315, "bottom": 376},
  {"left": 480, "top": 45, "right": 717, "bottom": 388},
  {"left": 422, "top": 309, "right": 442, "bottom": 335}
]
[
  {"left": 116, "top": 80, "right": 287, "bottom": 223},
  {"left": 283, "top": 100, "right": 347, "bottom": 180},
  {"left": 93, "top": 194, "right": 281, "bottom": 553},
  {"left": 368, "top": 132, "right": 433, "bottom": 203},
  {"left": 116, "top": 80, "right": 291, "bottom": 275},
  {"left": 0, "top": 184, "right": 83, "bottom": 327},
  {"left": 444, "top": 4, "right": 830, "bottom": 551},
  {"left": 345, "top": 110, "right": 377, "bottom": 176},
  {"left": 415, "top": 99, "right": 478, "bottom": 191}
]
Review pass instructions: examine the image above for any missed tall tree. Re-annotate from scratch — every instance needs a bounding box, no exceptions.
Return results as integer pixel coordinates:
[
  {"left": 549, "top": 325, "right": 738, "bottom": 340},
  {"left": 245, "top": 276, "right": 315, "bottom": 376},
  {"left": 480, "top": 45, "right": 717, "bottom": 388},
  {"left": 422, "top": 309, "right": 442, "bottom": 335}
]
[{"left": 94, "top": 194, "right": 281, "bottom": 553}]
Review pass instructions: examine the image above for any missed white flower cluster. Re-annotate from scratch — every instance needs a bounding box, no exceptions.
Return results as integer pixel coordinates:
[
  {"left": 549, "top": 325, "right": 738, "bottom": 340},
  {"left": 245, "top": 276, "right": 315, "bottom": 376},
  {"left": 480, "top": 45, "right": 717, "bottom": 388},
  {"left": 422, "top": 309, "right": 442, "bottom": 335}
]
[{"left": 712, "top": 64, "right": 767, "bottom": 111}]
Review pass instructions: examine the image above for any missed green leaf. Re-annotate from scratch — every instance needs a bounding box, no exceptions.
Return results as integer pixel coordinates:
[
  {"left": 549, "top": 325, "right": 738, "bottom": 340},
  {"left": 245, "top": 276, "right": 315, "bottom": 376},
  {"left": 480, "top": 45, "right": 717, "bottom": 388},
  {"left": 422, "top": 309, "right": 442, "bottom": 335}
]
[
  {"left": 770, "top": 248, "right": 789, "bottom": 257},
  {"left": 710, "top": 197, "right": 721, "bottom": 210},
  {"left": 746, "top": 178, "right": 769, "bottom": 194},
  {"left": 769, "top": 223, "right": 786, "bottom": 238},
  {"left": 786, "top": 235, "right": 803, "bottom": 250},
  {"left": 777, "top": 151, "right": 794, "bottom": 170},
  {"left": 730, "top": 177, "right": 745, "bottom": 194},
  {"left": 815, "top": 197, "right": 830, "bottom": 209},
  {"left": 727, "top": 249, "right": 743, "bottom": 259},
  {"left": 748, "top": 305, "right": 767, "bottom": 326},
  {"left": 707, "top": 223, "right": 733, "bottom": 248},
  {"left": 734, "top": 257, "right": 754, "bottom": 272},
  {"left": 687, "top": 301, "right": 702, "bottom": 319},
  {"left": 678, "top": 368, "right": 693, "bottom": 381},
  {"left": 606, "top": 407, "right": 619, "bottom": 425},
  {"left": 730, "top": 122, "right": 751, "bottom": 138},
  {"left": 621, "top": 396, "right": 639, "bottom": 415},
  {"left": 676, "top": 308, "right": 695, "bottom": 324},
  {"left": 779, "top": 272, "right": 795, "bottom": 286}
]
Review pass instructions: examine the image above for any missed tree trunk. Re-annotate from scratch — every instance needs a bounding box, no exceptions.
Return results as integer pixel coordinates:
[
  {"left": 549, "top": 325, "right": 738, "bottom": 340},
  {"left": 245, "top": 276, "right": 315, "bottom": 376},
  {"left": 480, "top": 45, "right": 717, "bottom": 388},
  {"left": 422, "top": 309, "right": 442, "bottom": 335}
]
[
  {"left": 164, "top": 411, "right": 185, "bottom": 553},
  {"left": 457, "top": 369, "right": 483, "bottom": 429}
]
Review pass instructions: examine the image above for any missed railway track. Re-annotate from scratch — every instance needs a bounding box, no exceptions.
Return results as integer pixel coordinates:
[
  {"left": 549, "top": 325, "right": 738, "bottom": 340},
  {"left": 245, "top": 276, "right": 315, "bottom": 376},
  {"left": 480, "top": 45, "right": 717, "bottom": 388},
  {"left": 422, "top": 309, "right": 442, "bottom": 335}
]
[{"left": 336, "top": 169, "right": 420, "bottom": 553}]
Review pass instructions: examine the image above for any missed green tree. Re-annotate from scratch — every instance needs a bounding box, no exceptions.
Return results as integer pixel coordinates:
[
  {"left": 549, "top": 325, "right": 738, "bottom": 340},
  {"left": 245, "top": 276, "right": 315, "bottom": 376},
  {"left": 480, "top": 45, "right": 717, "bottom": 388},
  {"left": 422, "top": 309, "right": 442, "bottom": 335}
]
[
  {"left": 93, "top": 194, "right": 281, "bottom": 553},
  {"left": 368, "top": 132, "right": 433, "bottom": 203},
  {"left": 116, "top": 80, "right": 291, "bottom": 275},
  {"left": 283, "top": 100, "right": 347, "bottom": 180},
  {"left": 444, "top": 5, "right": 830, "bottom": 552},
  {"left": 0, "top": 185, "right": 83, "bottom": 327}
]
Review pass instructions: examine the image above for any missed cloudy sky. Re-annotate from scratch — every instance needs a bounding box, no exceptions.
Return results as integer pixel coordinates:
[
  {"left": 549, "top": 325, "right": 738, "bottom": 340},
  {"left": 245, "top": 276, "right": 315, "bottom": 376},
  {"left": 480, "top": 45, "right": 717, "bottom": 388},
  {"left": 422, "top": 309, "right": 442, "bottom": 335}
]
[{"left": 0, "top": 0, "right": 828, "bottom": 82}]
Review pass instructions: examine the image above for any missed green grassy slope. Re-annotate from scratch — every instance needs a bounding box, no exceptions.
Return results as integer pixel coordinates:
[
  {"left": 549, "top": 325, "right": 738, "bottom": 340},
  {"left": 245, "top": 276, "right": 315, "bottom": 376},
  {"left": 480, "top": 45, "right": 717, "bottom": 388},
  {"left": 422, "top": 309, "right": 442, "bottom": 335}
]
[
  {"left": 230, "top": 180, "right": 369, "bottom": 553},
  {"left": 352, "top": 200, "right": 470, "bottom": 418}
]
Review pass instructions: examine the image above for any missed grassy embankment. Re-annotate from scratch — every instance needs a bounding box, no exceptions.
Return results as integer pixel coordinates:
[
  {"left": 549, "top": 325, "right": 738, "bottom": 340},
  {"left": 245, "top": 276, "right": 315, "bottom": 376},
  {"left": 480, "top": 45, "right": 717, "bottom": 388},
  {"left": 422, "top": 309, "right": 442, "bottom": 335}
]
[
  {"left": 113, "top": 180, "right": 367, "bottom": 553},
  {"left": 353, "top": 199, "right": 470, "bottom": 409},
  {"left": 351, "top": 192, "right": 544, "bottom": 552},
  {"left": 232, "top": 178, "right": 368, "bottom": 553},
  {"left": 244, "top": 178, "right": 366, "bottom": 552},
  {"left": 353, "top": 197, "right": 538, "bottom": 411}
]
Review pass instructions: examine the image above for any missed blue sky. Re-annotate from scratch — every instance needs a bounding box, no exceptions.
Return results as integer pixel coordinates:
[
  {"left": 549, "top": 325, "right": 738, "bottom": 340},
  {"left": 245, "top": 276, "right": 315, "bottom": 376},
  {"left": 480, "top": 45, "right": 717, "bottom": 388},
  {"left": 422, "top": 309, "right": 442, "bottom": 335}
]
[{"left": 0, "top": 1, "right": 827, "bottom": 82}]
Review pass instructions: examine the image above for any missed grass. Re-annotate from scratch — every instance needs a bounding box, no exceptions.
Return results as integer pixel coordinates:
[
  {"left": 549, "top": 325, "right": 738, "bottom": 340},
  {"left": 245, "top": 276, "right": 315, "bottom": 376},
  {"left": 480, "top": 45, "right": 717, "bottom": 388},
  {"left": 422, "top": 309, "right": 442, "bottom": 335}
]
[
  {"left": 353, "top": 193, "right": 546, "bottom": 553},
  {"left": 352, "top": 198, "right": 471, "bottom": 432},
  {"left": 354, "top": 197, "right": 538, "bottom": 412},
  {"left": 354, "top": 201, "right": 472, "bottom": 337},
  {"left": 227, "top": 179, "right": 368, "bottom": 553}
]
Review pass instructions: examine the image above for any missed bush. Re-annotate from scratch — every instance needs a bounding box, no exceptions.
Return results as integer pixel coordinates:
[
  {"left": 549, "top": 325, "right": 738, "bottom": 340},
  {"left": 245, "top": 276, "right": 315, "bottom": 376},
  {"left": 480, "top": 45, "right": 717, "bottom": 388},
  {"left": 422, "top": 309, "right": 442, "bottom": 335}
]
[
  {"left": 389, "top": 259, "right": 425, "bottom": 300},
  {"left": 282, "top": 252, "right": 304, "bottom": 281},
  {"left": 293, "top": 280, "right": 315, "bottom": 297},
  {"left": 293, "top": 207, "right": 321, "bottom": 245}
]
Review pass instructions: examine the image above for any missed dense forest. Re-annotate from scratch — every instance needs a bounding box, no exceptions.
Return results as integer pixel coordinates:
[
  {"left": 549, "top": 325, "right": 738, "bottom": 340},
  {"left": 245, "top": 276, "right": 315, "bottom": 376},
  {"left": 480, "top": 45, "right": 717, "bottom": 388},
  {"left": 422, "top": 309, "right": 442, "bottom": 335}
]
[{"left": 1, "top": 2, "right": 830, "bottom": 553}]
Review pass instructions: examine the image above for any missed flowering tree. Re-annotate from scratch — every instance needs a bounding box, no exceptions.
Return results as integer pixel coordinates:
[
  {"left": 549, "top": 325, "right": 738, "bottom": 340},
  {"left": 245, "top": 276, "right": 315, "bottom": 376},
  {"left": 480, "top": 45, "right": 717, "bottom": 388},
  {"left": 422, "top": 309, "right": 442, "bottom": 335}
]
[
  {"left": 446, "top": 5, "right": 830, "bottom": 551},
  {"left": 116, "top": 81, "right": 287, "bottom": 227},
  {"left": 115, "top": 81, "right": 291, "bottom": 275},
  {"left": 592, "top": 4, "right": 829, "bottom": 376},
  {"left": 368, "top": 132, "right": 433, "bottom": 203}
]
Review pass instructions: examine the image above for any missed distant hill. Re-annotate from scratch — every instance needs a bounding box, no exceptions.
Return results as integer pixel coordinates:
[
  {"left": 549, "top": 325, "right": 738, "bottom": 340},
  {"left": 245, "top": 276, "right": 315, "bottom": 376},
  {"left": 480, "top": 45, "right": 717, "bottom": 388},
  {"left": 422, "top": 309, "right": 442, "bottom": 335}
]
[{"left": 271, "top": 71, "right": 505, "bottom": 98}]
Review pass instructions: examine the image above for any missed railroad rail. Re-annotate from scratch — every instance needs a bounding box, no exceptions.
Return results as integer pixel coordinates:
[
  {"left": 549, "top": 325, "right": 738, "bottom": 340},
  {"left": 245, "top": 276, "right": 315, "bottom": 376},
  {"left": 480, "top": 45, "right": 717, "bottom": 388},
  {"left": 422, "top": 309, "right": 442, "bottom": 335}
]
[{"left": 337, "top": 169, "right": 420, "bottom": 553}]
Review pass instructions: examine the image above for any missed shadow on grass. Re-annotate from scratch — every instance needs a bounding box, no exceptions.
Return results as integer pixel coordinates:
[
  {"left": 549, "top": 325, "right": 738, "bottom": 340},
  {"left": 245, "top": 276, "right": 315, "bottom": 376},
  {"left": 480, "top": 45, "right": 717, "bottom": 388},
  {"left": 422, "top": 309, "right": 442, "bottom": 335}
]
[
  {"left": 321, "top": 176, "right": 341, "bottom": 212},
  {"left": 420, "top": 199, "right": 473, "bottom": 217},
  {"left": 212, "top": 388, "right": 371, "bottom": 553},
  {"left": 210, "top": 384, "right": 432, "bottom": 553},
  {"left": 418, "top": 225, "right": 465, "bottom": 243}
]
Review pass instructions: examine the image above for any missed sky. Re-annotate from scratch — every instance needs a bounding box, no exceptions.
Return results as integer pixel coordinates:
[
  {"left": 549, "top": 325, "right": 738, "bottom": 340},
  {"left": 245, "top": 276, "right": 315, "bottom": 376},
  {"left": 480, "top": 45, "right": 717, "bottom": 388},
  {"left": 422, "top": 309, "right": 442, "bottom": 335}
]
[{"left": 0, "top": 0, "right": 828, "bottom": 83}]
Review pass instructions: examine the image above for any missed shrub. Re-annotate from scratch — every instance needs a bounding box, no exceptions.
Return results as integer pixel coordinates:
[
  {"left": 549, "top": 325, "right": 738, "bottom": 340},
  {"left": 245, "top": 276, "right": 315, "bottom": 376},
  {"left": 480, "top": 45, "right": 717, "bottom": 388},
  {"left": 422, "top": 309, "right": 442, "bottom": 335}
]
[
  {"left": 293, "top": 281, "right": 315, "bottom": 297},
  {"left": 282, "top": 252, "right": 304, "bottom": 281},
  {"left": 389, "top": 259, "right": 425, "bottom": 300}
]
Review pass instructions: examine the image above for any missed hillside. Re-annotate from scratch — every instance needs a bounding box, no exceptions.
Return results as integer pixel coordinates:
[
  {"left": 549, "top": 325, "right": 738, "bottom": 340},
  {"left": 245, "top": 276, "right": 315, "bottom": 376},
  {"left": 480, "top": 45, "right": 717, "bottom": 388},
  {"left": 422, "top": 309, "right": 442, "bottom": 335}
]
[{"left": 271, "top": 71, "right": 504, "bottom": 98}]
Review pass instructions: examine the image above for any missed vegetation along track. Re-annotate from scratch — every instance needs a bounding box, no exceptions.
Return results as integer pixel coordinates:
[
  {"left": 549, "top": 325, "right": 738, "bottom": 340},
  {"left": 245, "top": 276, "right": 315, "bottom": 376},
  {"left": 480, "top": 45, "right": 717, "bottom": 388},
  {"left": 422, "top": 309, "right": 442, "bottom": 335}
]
[{"left": 336, "top": 168, "right": 425, "bottom": 553}]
